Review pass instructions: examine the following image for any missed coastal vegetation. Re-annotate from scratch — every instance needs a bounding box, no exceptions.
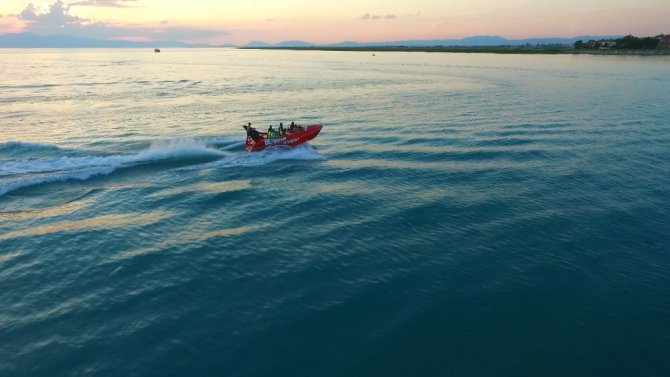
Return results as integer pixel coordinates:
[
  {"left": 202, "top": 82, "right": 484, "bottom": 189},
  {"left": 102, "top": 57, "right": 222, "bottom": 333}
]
[
  {"left": 241, "top": 33, "right": 670, "bottom": 55},
  {"left": 574, "top": 34, "right": 669, "bottom": 51},
  {"left": 243, "top": 44, "right": 670, "bottom": 55},
  {"left": 241, "top": 45, "right": 570, "bottom": 54}
]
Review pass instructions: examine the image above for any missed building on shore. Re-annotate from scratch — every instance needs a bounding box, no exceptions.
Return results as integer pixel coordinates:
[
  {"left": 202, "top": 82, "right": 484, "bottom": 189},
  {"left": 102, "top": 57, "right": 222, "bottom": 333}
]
[
  {"left": 656, "top": 34, "right": 670, "bottom": 49},
  {"left": 583, "top": 39, "right": 616, "bottom": 49}
]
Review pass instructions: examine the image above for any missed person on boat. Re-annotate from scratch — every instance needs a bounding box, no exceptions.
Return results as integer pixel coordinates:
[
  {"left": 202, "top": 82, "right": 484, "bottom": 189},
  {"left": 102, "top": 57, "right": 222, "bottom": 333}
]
[
  {"left": 246, "top": 123, "right": 261, "bottom": 141},
  {"left": 289, "top": 122, "right": 295, "bottom": 132},
  {"left": 278, "top": 123, "right": 285, "bottom": 136},
  {"left": 267, "top": 125, "right": 276, "bottom": 139}
]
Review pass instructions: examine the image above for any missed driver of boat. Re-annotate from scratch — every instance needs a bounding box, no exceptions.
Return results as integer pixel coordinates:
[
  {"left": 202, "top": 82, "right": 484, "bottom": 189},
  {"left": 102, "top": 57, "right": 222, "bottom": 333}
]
[
  {"left": 246, "top": 122, "right": 262, "bottom": 141},
  {"left": 267, "top": 125, "right": 276, "bottom": 139}
]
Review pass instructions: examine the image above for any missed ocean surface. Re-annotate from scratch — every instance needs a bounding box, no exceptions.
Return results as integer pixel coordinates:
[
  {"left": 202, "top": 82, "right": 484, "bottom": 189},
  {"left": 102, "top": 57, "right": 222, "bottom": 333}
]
[{"left": 1, "top": 48, "right": 669, "bottom": 376}]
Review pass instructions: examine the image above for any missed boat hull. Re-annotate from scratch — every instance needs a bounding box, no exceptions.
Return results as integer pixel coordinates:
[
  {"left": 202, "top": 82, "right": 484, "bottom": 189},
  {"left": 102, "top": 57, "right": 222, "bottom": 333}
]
[{"left": 245, "top": 125, "right": 323, "bottom": 152}]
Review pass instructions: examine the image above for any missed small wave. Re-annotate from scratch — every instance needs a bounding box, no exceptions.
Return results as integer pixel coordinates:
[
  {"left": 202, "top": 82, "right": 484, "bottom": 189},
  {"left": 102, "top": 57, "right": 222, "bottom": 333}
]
[
  {"left": 0, "top": 83, "right": 60, "bottom": 89},
  {"left": 0, "top": 139, "right": 227, "bottom": 196},
  {"left": 0, "top": 141, "right": 61, "bottom": 157},
  {"left": 0, "top": 166, "right": 117, "bottom": 197}
]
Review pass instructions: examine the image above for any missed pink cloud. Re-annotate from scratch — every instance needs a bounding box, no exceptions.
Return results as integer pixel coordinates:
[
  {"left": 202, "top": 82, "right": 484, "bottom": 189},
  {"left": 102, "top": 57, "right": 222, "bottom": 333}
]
[
  {"left": 69, "top": 0, "right": 139, "bottom": 8},
  {"left": 359, "top": 13, "right": 397, "bottom": 20}
]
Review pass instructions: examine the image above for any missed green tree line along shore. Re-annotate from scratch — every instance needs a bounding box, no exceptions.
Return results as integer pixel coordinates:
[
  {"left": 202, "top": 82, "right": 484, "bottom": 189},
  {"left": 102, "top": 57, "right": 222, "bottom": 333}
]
[{"left": 575, "top": 34, "right": 669, "bottom": 50}]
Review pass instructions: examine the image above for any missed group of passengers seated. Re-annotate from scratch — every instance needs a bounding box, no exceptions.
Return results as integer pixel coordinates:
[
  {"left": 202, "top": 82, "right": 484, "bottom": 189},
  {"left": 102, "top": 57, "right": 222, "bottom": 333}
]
[{"left": 247, "top": 122, "right": 304, "bottom": 141}]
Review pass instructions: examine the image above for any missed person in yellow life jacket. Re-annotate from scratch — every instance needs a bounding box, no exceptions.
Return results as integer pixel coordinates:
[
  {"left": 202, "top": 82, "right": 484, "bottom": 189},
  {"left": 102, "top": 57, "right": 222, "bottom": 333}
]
[
  {"left": 278, "top": 123, "right": 285, "bottom": 136},
  {"left": 267, "top": 125, "right": 276, "bottom": 139}
]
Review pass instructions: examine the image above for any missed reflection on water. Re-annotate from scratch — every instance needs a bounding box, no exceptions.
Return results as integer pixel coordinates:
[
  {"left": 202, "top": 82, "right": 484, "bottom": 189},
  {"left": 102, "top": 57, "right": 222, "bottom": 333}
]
[
  {"left": 147, "top": 180, "right": 253, "bottom": 198},
  {"left": 0, "top": 197, "right": 96, "bottom": 222},
  {"left": 112, "top": 225, "right": 258, "bottom": 260},
  {"left": 0, "top": 252, "right": 22, "bottom": 263},
  {"left": 0, "top": 211, "right": 173, "bottom": 241}
]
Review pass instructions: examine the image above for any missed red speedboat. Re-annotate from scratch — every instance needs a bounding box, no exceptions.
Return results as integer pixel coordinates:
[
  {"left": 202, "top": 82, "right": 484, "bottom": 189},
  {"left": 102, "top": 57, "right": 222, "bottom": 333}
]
[{"left": 244, "top": 124, "right": 323, "bottom": 152}]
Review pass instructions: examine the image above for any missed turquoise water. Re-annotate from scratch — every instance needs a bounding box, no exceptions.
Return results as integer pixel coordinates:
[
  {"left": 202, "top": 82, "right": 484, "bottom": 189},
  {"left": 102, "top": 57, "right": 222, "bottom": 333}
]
[{"left": 1, "top": 49, "right": 669, "bottom": 376}]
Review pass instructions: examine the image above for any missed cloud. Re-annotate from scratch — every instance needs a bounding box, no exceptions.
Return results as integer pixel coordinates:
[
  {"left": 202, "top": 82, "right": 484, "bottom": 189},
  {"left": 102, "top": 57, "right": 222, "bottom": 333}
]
[
  {"left": 359, "top": 13, "right": 396, "bottom": 20},
  {"left": 20, "top": 1, "right": 83, "bottom": 28},
  {"left": 266, "top": 18, "right": 275, "bottom": 22},
  {"left": 19, "top": 4, "right": 38, "bottom": 20},
  {"left": 69, "top": 0, "right": 139, "bottom": 8},
  {"left": 17, "top": 1, "right": 228, "bottom": 41}
]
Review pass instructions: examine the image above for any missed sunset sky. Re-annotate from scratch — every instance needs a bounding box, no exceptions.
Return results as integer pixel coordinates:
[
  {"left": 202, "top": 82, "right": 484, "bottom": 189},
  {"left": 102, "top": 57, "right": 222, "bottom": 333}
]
[{"left": 0, "top": 0, "right": 668, "bottom": 45}]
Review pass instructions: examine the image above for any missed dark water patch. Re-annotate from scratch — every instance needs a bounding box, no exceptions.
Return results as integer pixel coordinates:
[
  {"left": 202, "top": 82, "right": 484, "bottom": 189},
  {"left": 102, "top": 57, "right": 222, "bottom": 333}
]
[
  {"left": 396, "top": 136, "right": 471, "bottom": 146},
  {"left": 329, "top": 148, "right": 560, "bottom": 164},
  {"left": 155, "top": 80, "right": 190, "bottom": 84},
  {"left": 474, "top": 128, "right": 586, "bottom": 137},
  {"left": 0, "top": 83, "right": 60, "bottom": 89},
  {"left": 301, "top": 115, "right": 322, "bottom": 120},
  {"left": 352, "top": 135, "right": 404, "bottom": 144},
  {"left": 84, "top": 140, "right": 117, "bottom": 149},
  {"left": 474, "top": 137, "right": 540, "bottom": 147},
  {"left": 0, "top": 97, "right": 25, "bottom": 104},
  {"left": 111, "top": 132, "right": 140, "bottom": 139},
  {"left": 473, "top": 136, "right": 593, "bottom": 148},
  {"left": 501, "top": 122, "right": 572, "bottom": 130},
  {"left": 0, "top": 82, "right": 123, "bottom": 90}
]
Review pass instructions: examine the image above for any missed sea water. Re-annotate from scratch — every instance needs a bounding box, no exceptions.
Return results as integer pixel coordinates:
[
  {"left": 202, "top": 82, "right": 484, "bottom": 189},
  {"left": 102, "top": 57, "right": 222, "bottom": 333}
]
[{"left": 1, "top": 49, "right": 669, "bottom": 376}]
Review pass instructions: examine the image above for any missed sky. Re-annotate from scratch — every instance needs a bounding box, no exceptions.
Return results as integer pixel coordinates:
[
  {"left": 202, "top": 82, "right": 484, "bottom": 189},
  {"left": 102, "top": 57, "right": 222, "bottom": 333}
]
[{"left": 0, "top": 0, "right": 668, "bottom": 45}]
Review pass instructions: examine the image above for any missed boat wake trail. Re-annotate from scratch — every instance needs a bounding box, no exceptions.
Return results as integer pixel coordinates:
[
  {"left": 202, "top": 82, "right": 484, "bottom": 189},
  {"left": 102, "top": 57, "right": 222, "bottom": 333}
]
[
  {"left": 0, "top": 138, "right": 324, "bottom": 196},
  {"left": 0, "top": 139, "right": 227, "bottom": 196},
  {"left": 176, "top": 144, "right": 326, "bottom": 171}
]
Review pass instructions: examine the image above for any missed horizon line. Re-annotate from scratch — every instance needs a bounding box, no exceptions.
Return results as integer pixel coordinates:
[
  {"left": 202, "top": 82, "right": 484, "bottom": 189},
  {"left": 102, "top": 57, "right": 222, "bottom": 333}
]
[{"left": 0, "top": 31, "right": 651, "bottom": 48}]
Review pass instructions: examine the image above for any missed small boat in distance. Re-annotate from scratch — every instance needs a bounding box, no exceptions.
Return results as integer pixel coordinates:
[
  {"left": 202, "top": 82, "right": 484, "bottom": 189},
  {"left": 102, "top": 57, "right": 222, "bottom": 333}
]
[
  {"left": 243, "top": 124, "right": 323, "bottom": 152},
  {"left": 154, "top": 48, "right": 161, "bottom": 53}
]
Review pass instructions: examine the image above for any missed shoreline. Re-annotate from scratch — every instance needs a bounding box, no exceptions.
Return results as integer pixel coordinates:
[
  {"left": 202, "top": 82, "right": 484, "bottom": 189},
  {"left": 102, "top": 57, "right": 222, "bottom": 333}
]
[{"left": 239, "top": 46, "right": 670, "bottom": 55}]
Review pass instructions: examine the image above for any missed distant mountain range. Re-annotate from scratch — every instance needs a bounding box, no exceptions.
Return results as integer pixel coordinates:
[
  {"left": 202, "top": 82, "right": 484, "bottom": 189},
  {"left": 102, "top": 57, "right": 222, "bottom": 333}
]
[
  {"left": 0, "top": 32, "right": 622, "bottom": 48},
  {"left": 244, "top": 35, "right": 624, "bottom": 48}
]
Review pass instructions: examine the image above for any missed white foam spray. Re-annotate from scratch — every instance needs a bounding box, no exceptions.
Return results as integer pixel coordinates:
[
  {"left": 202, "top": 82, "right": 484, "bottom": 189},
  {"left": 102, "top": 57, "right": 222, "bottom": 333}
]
[{"left": 0, "top": 138, "right": 228, "bottom": 196}]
